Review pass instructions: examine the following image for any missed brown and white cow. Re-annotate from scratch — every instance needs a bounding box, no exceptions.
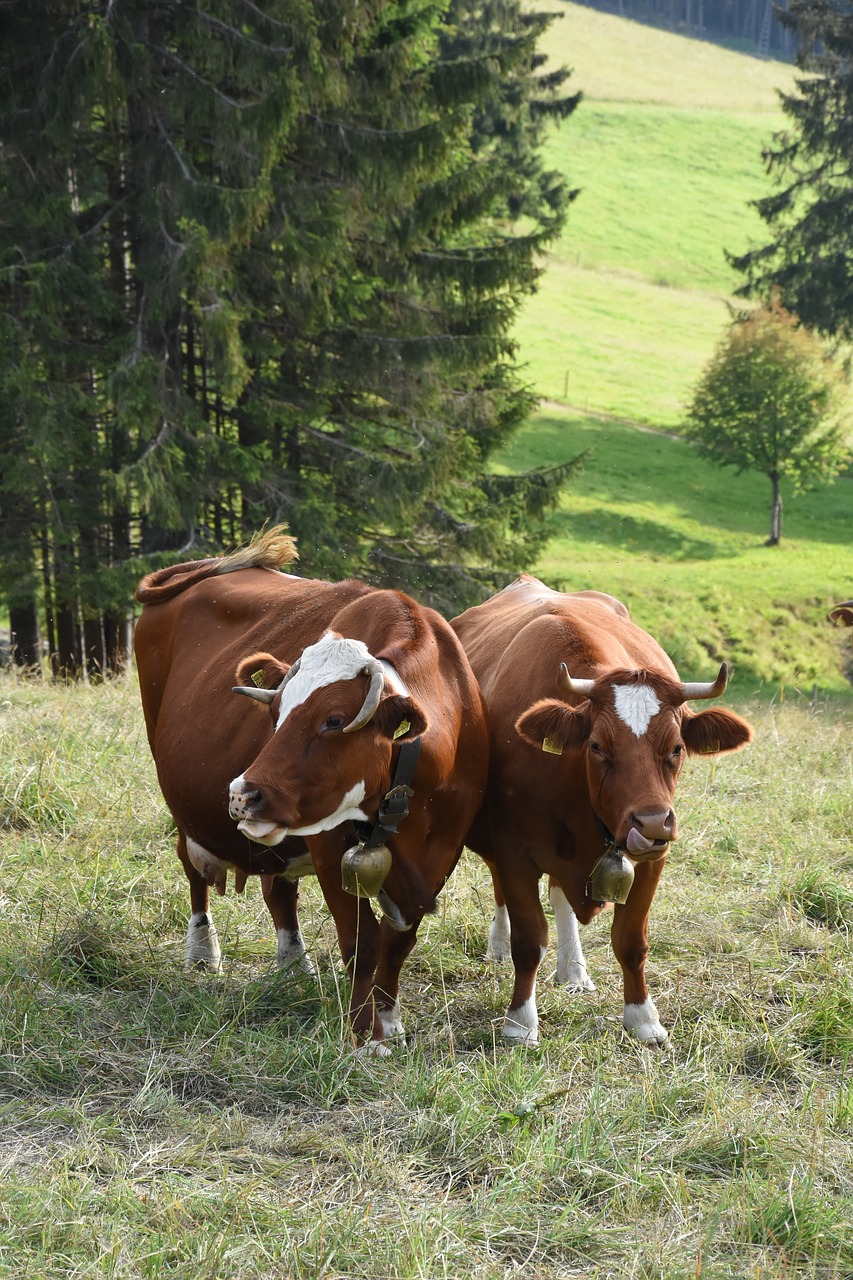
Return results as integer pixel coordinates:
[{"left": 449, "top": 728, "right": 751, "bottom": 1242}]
[
  {"left": 451, "top": 575, "right": 754, "bottom": 1046},
  {"left": 134, "top": 527, "right": 488, "bottom": 1052},
  {"left": 829, "top": 600, "right": 853, "bottom": 629}
]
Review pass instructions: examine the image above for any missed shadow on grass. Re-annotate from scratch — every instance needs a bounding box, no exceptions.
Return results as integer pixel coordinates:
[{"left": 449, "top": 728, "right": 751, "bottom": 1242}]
[{"left": 550, "top": 507, "right": 729, "bottom": 561}]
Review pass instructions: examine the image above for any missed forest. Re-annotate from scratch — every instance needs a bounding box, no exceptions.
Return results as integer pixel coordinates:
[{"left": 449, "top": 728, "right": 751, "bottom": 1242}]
[{"left": 0, "top": 0, "right": 581, "bottom": 675}]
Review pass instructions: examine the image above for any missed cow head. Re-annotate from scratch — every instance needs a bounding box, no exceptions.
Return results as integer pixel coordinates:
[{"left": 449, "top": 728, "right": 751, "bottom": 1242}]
[
  {"left": 515, "top": 662, "right": 753, "bottom": 858},
  {"left": 227, "top": 631, "right": 427, "bottom": 846}
]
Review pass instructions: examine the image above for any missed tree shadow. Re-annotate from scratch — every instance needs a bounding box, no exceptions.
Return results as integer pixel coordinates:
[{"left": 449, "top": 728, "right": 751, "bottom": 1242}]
[{"left": 550, "top": 508, "right": 734, "bottom": 561}]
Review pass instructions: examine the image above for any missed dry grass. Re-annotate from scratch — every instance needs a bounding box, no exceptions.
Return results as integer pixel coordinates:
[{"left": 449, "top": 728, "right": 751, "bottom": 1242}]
[{"left": 1, "top": 669, "right": 851, "bottom": 1278}]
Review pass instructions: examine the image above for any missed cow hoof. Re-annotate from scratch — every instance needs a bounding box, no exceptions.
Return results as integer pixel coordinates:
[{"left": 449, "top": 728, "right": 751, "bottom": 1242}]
[
  {"left": 184, "top": 913, "right": 222, "bottom": 972},
  {"left": 379, "top": 1001, "right": 406, "bottom": 1045},
  {"left": 623, "top": 999, "right": 668, "bottom": 1046},
  {"left": 276, "top": 929, "right": 315, "bottom": 977},
  {"left": 502, "top": 999, "right": 539, "bottom": 1046},
  {"left": 356, "top": 1039, "right": 393, "bottom": 1059},
  {"left": 555, "top": 961, "right": 596, "bottom": 992}
]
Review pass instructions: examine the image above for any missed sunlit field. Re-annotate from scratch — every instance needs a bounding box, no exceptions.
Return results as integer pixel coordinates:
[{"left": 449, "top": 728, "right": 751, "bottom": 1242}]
[{"left": 1, "top": 670, "right": 851, "bottom": 1277}]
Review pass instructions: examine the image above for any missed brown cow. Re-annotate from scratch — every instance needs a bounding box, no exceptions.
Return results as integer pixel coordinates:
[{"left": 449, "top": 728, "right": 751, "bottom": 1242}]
[
  {"left": 452, "top": 575, "right": 754, "bottom": 1046},
  {"left": 134, "top": 528, "right": 488, "bottom": 1053},
  {"left": 829, "top": 600, "right": 853, "bottom": 629}
]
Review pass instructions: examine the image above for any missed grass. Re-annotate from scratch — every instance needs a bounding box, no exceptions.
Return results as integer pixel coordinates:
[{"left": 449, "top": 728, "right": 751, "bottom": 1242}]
[
  {"left": 506, "top": 4, "right": 852, "bottom": 692},
  {"left": 1, "top": 662, "right": 852, "bottom": 1278},
  {"left": 497, "top": 407, "right": 853, "bottom": 693}
]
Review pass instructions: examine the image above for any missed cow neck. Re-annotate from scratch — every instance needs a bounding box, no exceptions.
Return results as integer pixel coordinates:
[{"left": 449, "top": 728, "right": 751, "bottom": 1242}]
[
  {"left": 353, "top": 737, "right": 422, "bottom": 851},
  {"left": 592, "top": 808, "right": 618, "bottom": 854}
]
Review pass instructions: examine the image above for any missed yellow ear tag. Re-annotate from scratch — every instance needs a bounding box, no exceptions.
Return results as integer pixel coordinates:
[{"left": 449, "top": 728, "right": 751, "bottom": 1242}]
[
  {"left": 393, "top": 719, "right": 411, "bottom": 740},
  {"left": 251, "top": 669, "right": 266, "bottom": 689},
  {"left": 542, "top": 736, "right": 563, "bottom": 756}
]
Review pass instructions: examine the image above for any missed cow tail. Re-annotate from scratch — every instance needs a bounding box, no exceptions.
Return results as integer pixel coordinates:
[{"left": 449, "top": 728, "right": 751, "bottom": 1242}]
[{"left": 135, "top": 525, "right": 298, "bottom": 604}]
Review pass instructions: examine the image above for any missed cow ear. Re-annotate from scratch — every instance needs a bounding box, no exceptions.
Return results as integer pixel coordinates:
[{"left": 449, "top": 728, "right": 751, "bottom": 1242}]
[
  {"left": 682, "top": 707, "right": 754, "bottom": 756},
  {"left": 372, "top": 695, "right": 428, "bottom": 742},
  {"left": 234, "top": 651, "right": 290, "bottom": 692},
  {"left": 516, "top": 699, "right": 590, "bottom": 753}
]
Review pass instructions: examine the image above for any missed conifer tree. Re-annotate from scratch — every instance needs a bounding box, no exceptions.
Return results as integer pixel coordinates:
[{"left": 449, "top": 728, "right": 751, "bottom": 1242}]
[
  {"left": 0, "top": 0, "right": 580, "bottom": 669},
  {"left": 732, "top": 0, "right": 853, "bottom": 340}
]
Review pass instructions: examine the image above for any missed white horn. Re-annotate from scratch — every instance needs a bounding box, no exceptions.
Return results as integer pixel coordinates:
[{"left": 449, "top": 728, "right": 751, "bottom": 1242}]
[
  {"left": 343, "top": 660, "right": 386, "bottom": 733},
  {"left": 232, "top": 685, "right": 276, "bottom": 704},
  {"left": 681, "top": 661, "right": 728, "bottom": 701},
  {"left": 558, "top": 663, "right": 596, "bottom": 697}
]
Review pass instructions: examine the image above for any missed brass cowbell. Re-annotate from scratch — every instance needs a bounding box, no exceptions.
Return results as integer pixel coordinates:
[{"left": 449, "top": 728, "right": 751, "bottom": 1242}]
[
  {"left": 587, "top": 848, "right": 635, "bottom": 905},
  {"left": 341, "top": 841, "right": 393, "bottom": 899}
]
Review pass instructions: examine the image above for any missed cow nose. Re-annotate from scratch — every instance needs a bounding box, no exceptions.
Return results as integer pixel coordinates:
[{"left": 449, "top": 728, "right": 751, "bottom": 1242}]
[
  {"left": 632, "top": 809, "right": 675, "bottom": 842},
  {"left": 228, "top": 778, "right": 262, "bottom": 821}
]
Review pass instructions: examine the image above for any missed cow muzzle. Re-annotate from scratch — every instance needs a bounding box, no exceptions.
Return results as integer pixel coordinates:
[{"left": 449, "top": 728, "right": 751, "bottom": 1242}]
[{"left": 229, "top": 779, "right": 287, "bottom": 846}]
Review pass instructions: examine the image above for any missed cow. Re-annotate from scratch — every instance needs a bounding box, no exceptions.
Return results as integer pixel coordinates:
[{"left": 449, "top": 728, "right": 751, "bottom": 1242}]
[
  {"left": 829, "top": 600, "right": 853, "bottom": 629},
  {"left": 451, "top": 574, "right": 754, "bottom": 1047},
  {"left": 134, "top": 527, "right": 488, "bottom": 1053}
]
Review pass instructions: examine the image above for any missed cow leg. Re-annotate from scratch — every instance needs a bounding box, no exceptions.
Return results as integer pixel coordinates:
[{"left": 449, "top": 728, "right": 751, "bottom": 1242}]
[
  {"left": 312, "top": 859, "right": 386, "bottom": 1053},
  {"left": 261, "top": 876, "right": 315, "bottom": 976},
  {"left": 372, "top": 920, "right": 421, "bottom": 1045},
  {"left": 549, "top": 880, "right": 596, "bottom": 992},
  {"left": 484, "top": 861, "right": 511, "bottom": 964},
  {"left": 501, "top": 870, "right": 548, "bottom": 1046},
  {"left": 611, "top": 858, "right": 668, "bottom": 1045},
  {"left": 176, "top": 832, "right": 221, "bottom": 972}
]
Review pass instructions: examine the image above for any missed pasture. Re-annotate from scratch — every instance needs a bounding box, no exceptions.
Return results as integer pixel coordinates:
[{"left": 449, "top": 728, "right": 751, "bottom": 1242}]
[
  {"left": 0, "top": 663, "right": 851, "bottom": 1278},
  {"left": 509, "top": 3, "right": 851, "bottom": 693}
]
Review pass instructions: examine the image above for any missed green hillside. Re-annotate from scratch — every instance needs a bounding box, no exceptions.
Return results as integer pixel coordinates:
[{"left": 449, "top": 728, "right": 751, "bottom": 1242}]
[{"left": 508, "top": 3, "right": 852, "bottom": 694}]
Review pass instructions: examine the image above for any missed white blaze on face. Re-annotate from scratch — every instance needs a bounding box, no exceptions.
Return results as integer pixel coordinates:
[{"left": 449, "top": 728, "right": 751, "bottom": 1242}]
[
  {"left": 274, "top": 631, "right": 377, "bottom": 731},
  {"left": 613, "top": 683, "right": 661, "bottom": 737}
]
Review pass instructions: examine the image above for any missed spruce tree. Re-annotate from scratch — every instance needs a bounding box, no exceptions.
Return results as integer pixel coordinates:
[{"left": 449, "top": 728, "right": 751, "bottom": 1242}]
[
  {"left": 731, "top": 0, "right": 853, "bottom": 341},
  {"left": 0, "top": 0, "right": 581, "bottom": 668}
]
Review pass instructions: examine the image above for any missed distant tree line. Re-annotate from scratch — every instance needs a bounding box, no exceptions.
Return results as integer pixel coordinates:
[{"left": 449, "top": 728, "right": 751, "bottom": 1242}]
[
  {"left": 0, "top": 0, "right": 582, "bottom": 678},
  {"left": 577, "top": 0, "right": 796, "bottom": 58}
]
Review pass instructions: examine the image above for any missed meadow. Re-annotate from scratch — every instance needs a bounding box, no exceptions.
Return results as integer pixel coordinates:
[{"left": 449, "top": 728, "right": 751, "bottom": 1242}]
[
  {"left": 0, "top": 650, "right": 851, "bottom": 1278},
  {"left": 511, "top": 4, "right": 852, "bottom": 695}
]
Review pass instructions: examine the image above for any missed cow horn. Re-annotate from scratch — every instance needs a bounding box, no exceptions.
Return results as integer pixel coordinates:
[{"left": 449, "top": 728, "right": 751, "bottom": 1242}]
[
  {"left": 278, "top": 656, "right": 302, "bottom": 687},
  {"left": 233, "top": 655, "right": 302, "bottom": 704},
  {"left": 557, "top": 663, "right": 596, "bottom": 697},
  {"left": 343, "top": 659, "right": 386, "bottom": 733},
  {"left": 681, "top": 661, "right": 728, "bottom": 701},
  {"left": 232, "top": 684, "right": 277, "bottom": 704}
]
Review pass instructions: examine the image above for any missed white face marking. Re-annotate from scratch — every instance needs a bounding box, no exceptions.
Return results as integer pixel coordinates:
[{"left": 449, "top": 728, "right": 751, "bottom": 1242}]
[
  {"left": 275, "top": 632, "right": 378, "bottom": 731},
  {"left": 613, "top": 683, "right": 661, "bottom": 737},
  {"left": 283, "top": 781, "right": 369, "bottom": 836}
]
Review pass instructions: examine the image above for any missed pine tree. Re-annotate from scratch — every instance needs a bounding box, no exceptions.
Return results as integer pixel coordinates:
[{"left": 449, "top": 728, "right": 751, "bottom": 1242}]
[
  {"left": 731, "top": 0, "right": 853, "bottom": 341},
  {"left": 0, "top": 0, "right": 581, "bottom": 668}
]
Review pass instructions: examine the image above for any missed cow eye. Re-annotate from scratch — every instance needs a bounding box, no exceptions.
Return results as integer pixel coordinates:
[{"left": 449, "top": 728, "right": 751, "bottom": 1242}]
[
  {"left": 322, "top": 715, "right": 346, "bottom": 732},
  {"left": 668, "top": 744, "right": 684, "bottom": 762},
  {"left": 590, "top": 741, "right": 605, "bottom": 758}
]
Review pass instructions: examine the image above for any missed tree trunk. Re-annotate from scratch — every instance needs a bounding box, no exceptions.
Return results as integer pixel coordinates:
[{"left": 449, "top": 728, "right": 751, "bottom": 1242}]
[
  {"left": 767, "top": 471, "right": 782, "bottom": 545},
  {"left": 8, "top": 601, "right": 41, "bottom": 669}
]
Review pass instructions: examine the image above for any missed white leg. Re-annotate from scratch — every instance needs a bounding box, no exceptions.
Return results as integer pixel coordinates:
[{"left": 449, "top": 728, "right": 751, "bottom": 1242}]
[
  {"left": 486, "top": 903, "right": 512, "bottom": 963},
  {"left": 185, "top": 911, "right": 221, "bottom": 972},
  {"left": 378, "top": 999, "right": 406, "bottom": 1045},
  {"left": 550, "top": 884, "right": 595, "bottom": 991},
  {"left": 623, "top": 996, "right": 668, "bottom": 1046},
  {"left": 503, "top": 991, "right": 539, "bottom": 1046},
  {"left": 276, "top": 927, "right": 315, "bottom": 976}
]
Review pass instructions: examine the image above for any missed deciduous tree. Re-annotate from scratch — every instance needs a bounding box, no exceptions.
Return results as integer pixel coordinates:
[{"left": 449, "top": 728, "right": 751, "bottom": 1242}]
[{"left": 683, "top": 302, "right": 850, "bottom": 545}]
